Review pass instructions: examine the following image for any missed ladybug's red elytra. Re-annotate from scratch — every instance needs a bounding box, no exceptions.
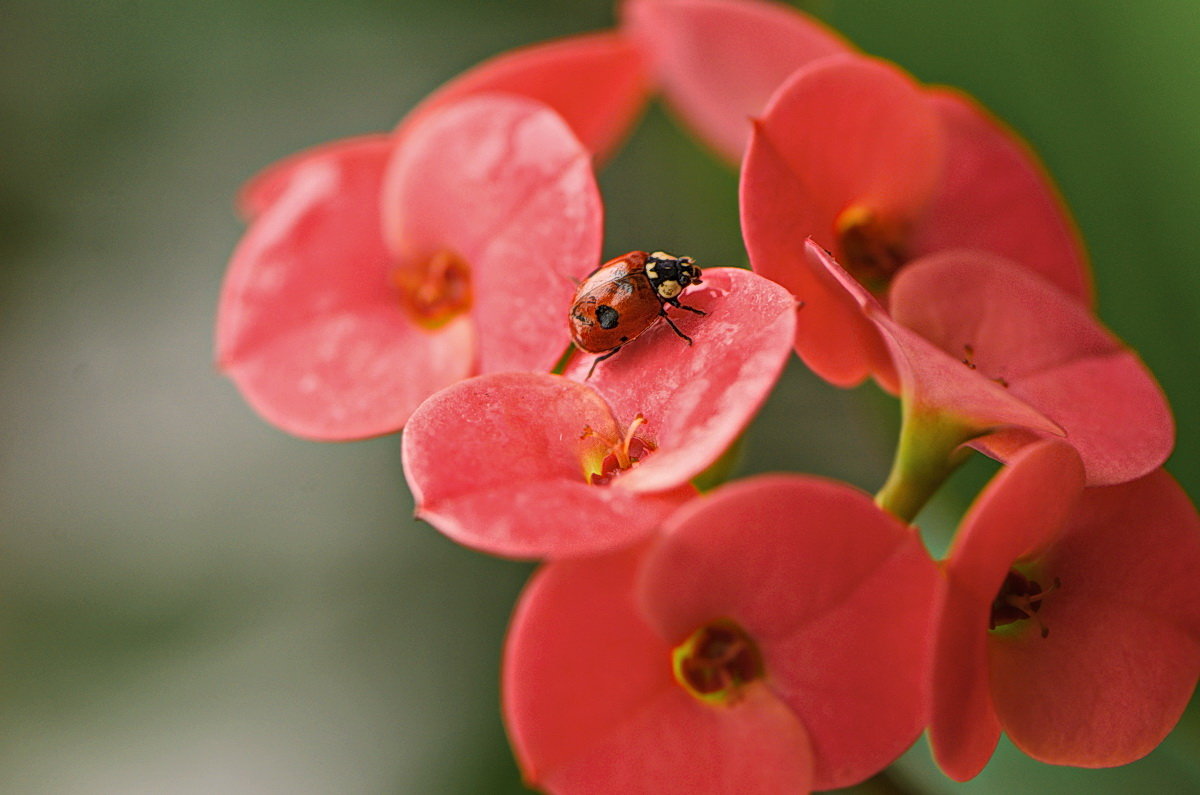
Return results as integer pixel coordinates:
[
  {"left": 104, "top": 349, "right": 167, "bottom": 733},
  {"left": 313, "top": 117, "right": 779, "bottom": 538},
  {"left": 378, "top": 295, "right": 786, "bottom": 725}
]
[{"left": 568, "top": 251, "right": 706, "bottom": 378}]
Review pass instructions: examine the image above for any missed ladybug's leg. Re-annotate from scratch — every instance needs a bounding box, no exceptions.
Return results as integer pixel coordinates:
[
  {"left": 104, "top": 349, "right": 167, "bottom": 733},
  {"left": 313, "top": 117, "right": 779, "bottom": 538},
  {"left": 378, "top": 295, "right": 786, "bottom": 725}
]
[
  {"left": 587, "top": 347, "right": 622, "bottom": 380},
  {"left": 668, "top": 297, "right": 706, "bottom": 316},
  {"left": 659, "top": 309, "right": 695, "bottom": 346}
]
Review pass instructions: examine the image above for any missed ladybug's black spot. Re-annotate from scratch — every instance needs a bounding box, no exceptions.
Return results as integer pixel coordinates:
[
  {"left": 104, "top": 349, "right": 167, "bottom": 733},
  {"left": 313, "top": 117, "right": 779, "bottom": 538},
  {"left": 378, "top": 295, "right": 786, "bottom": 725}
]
[{"left": 596, "top": 305, "right": 620, "bottom": 330}]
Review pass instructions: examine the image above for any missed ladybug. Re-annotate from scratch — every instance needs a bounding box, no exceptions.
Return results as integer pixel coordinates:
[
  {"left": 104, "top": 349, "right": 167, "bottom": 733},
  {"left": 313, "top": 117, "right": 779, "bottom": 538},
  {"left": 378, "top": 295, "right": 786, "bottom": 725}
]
[{"left": 568, "top": 250, "right": 706, "bottom": 377}]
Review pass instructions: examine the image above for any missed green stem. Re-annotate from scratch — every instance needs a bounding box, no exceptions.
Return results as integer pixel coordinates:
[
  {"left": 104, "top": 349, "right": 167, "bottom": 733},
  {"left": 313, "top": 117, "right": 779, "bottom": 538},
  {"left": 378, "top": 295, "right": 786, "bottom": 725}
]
[
  {"left": 550, "top": 344, "right": 577, "bottom": 376},
  {"left": 875, "top": 399, "right": 973, "bottom": 523}
]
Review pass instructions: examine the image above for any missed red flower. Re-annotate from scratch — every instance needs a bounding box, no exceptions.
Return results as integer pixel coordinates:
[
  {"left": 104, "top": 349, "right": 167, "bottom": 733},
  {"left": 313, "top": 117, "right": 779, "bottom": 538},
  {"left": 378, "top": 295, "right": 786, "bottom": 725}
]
[
  {"left": 238, "top": 32, "right": 650, "bottom": 219},
  {"left": 216, "top": 95, "right": 603, "bottom": 439},
  {"left": 741, "top": 54, "right": 1089, "bottom": 386},
  {"left": 401, "top": 268, "right": 796, "bottom": 558},
  {"left": 929, "top": 440, "right": 1200, "bottom": 779},
  {"left": 802, "top": 244, "right": 1171, "bottom": 506},
  {"left": 621, "top": 0, "right": 851, "bottom": 163},
  {"left": 504, "top": 475, "right": 938, "bottom": 792}
]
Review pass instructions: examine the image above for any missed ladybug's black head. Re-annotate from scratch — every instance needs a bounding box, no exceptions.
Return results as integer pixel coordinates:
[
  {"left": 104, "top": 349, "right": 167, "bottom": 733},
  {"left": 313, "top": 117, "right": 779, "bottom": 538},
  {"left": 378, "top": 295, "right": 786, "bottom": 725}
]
[{"left": 645, "top": 251, "right": 702, "bottom": 301}]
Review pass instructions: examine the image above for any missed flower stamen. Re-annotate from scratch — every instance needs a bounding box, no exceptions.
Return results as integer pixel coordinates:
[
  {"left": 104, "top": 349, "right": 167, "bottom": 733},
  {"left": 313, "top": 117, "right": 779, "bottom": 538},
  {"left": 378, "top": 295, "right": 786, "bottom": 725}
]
[
  {"left": 391, "top": 249, "right": 473, "bottom": 330},
  {"left": 672, "top": 618, "right": 765, "bottom": 706},
  {"left": 960, "top": 343, "right": 1010, "bottom": 388},
  {"left": 835, "top": 204, "right": 908, "bottom": 291},
  {"left": 579, "top": 414, "right": 656, "bottom": 485},
  {"left": 990, "top": 570, "right": 1061, "bottom": 638}
]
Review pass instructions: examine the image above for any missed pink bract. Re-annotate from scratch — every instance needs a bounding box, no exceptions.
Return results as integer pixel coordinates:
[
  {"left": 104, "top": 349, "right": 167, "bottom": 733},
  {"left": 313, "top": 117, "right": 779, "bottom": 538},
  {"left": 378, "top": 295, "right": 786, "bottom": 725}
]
[
  {"left": 742, "top": 55, "right": 1089, "bottom": 386},
  {"left": 216, "top": 95, "right": 602, "bottom": 439},
  {"left": 564, "top": 267, "right": 797, "bottom": 491},
  {"left": 809, "top": 243, "right": 1173, "bottom": 486},
  {"left": 238, "top": 32, "right": 650, "bottom": 219},
  {"left": 402, "top": 268, "right": 797, "bottom": 558},
  {"left": 911, "top": 88, "right": 1090, "bottom": 300},
  {"left": 396, "top": 32, "right": 650, "bottom": 162},
  {"left": 383, "top": 94, "right": 603, "bottom": 375},
  {"left": 621, "top": 0, "right": 851, "bottom": 163},
  {"left": 929, "top": 440, "right": 1200, "bottom": 779},
  {"left": 504, "top": 475, "right": 938, "bottom": 792},
  {"left": 401, "top": 372, "right": 699, "bottom": 559}
]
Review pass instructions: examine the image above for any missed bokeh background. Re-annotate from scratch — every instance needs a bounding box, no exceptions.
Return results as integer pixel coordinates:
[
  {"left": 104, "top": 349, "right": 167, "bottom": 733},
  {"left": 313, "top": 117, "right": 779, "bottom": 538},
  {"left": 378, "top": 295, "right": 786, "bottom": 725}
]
[{"left": 3, "top": 0, "right": 1199, "bottom": 791}]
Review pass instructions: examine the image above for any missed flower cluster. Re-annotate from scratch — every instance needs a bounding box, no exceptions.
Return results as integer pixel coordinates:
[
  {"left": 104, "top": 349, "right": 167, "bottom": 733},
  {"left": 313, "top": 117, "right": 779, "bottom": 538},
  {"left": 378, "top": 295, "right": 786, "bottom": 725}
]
[{"left": 216, "top": 0, "right": 1199, "bottom": 791}]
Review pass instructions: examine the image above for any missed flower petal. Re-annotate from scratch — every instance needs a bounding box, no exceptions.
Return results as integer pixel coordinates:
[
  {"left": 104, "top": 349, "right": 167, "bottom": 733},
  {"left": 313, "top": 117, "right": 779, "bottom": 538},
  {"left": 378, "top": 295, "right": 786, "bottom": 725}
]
[
  {"left": 945, "top": 441, "right": 1087, "bottom": 599},
  {"left": 764, "top": 538, "right": 936, "bottom": 789},
  {"left": 504, "top": 546, "right": 814, "bottom": 793},
  {"left": 989, "top": 470, "right": 1200, "bottom": 768},
  {"left": 890, "top": 251, "right": 1110, "bottom": 381},
  {"left": 741, "top": 52, "right": 942, "bottom": 384},
  {"left": 240, "top": 33, "right": 647, "bottom": 220},
  {"left": 565, "top": 268, "right": 796, "bottom": 492},
  {"left": 548, "top": 685, "right": 814, "bottom": 794},
  {"left": 745, "top": 53, "right": 941, "bottom": 258},
  {"left": 929, "top": 441, "right": 1086, "bottom": 781},
  {"left": 640, "top": 475, "right": 923, "bottom": 640},
  {"left": 875, "top": 314, "right": 1064, "bottom": 437},
  {"left": 225, "top": 311, "right": 472, "bottom": 441},
  {"left": 975, "top": 352, "right": 1174, "bottom": 486},
  {"left": 219, "top": 136, "right": 394, "bottom": 366},
  {"left": 927, "top": 577, "right": 1003, "bottom": 782},
  {"left": 399, "top": 32, "right": 651, "bottom": 162},
  {"left": 504, "top": 546, "right": 672, "bottom": 787},
  {"left": 622, "top": 0, "right": 851, "bottom": 162},
  {"left": 741, "top": 146, "right": 881, "bottom": 386},
  {"left": 216, "top": 136, "right": 473, "bottom": 439},
  {"left": 815, "top": 253, "right": 1060, "bottom": 438},
  {"left": 401, "top": 373, "right": 694, "bottom": 559},
  {"left": 891, "top": 252, "right": 1173, "bottom": 484},
  {"left": 383, "top": 94, "right": 604, "bottom": 373},
  {"left": 639, "top": 475, "right": 938, "bottom": 789},
  {"left": 236, "top": 134, "right": 391, "bottom": 221},
  {"left": 910, "top": 89, "right": 1091, "bottom": 303}
]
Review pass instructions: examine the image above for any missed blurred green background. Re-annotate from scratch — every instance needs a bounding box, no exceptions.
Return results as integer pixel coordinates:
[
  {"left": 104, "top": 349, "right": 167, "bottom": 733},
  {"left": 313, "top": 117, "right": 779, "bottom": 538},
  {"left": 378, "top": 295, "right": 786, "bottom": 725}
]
[{"left": 3, "top": 0, "right": 1199, "bottom": 791}]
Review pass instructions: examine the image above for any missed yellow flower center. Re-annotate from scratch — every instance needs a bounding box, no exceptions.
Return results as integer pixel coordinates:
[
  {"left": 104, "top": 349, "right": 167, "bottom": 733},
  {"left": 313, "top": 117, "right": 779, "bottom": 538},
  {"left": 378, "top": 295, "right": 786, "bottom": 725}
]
[
  {"left": 391, "top": 249, "right": 473, "bottom": 330},
  {"left": 672, "top": 618, "right": 765, "bottom": 706},
  {"left": 579, "top": 414, "right": 656, "bottom": 486},
  {"left": 834, "top": 204, "right": 908, "bottom": 292}
]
